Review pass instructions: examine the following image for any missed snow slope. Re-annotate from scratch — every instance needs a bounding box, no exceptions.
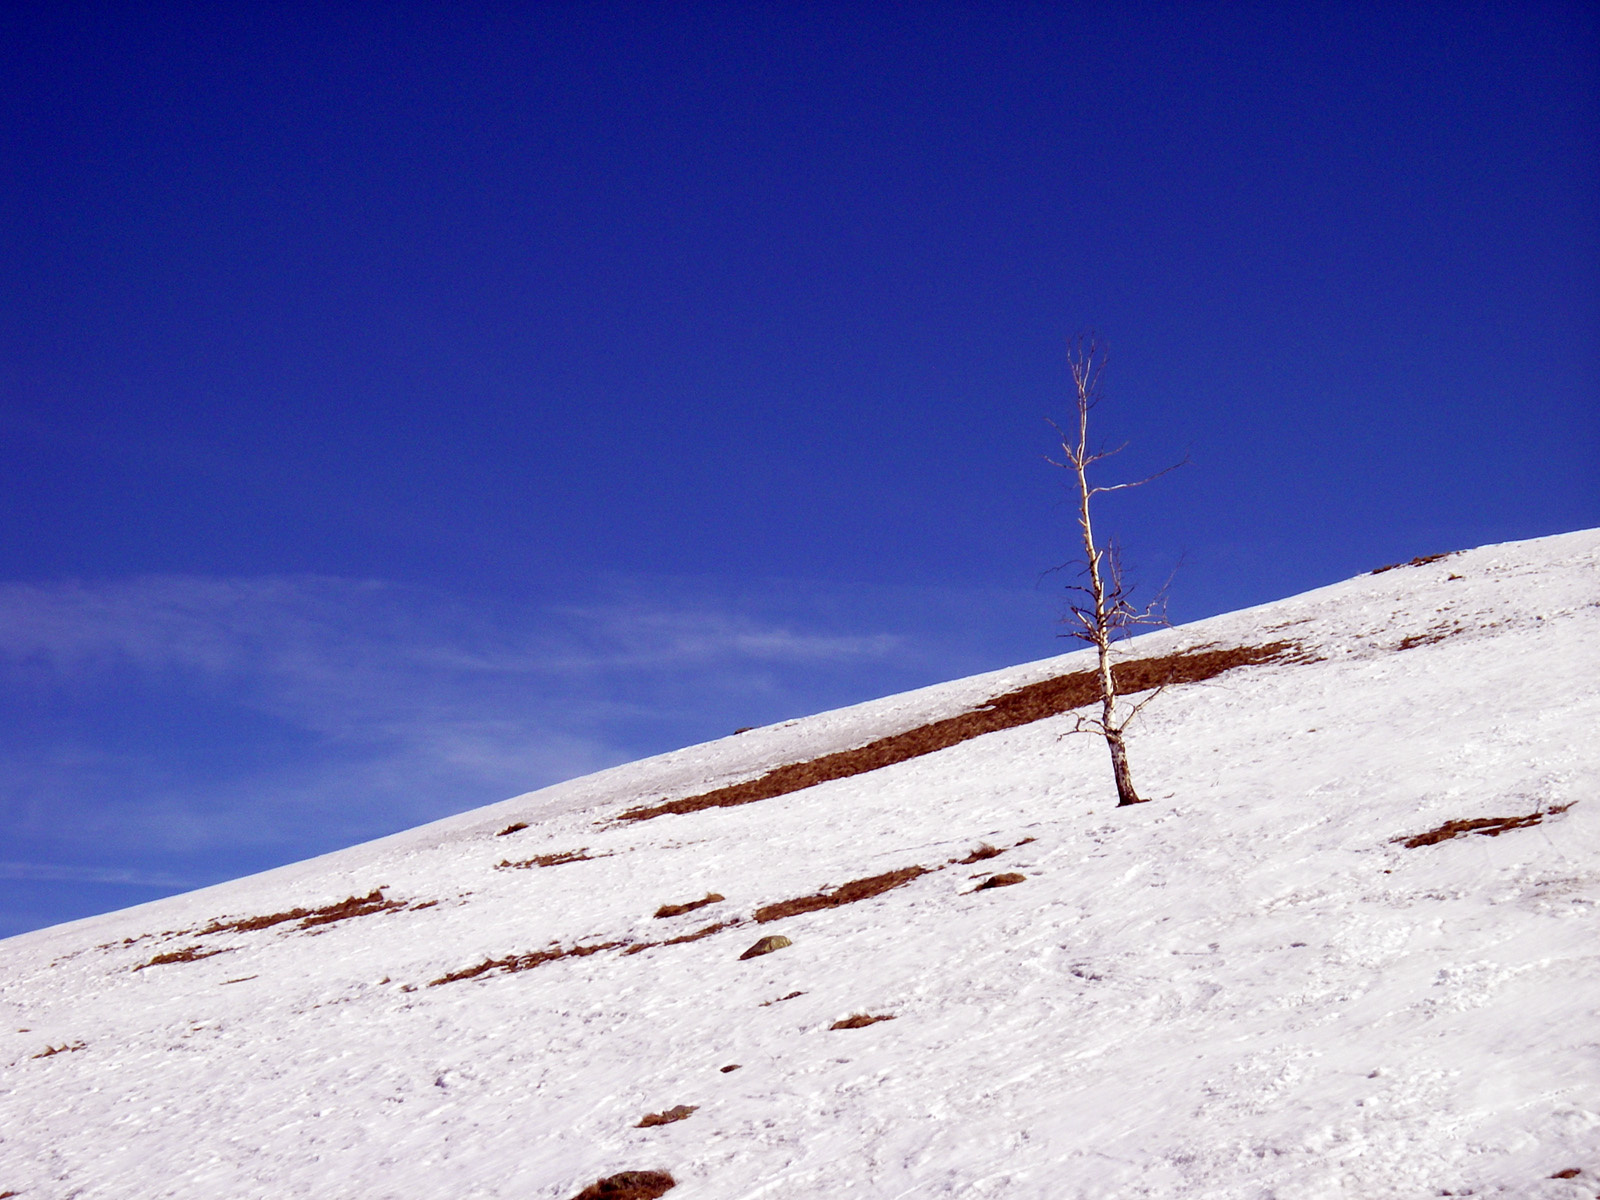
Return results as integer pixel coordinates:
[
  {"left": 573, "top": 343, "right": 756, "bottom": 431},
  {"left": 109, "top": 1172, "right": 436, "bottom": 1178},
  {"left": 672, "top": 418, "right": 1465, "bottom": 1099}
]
[{"left": 2, "top": 529, "right": 1598, "bottom": 1200}]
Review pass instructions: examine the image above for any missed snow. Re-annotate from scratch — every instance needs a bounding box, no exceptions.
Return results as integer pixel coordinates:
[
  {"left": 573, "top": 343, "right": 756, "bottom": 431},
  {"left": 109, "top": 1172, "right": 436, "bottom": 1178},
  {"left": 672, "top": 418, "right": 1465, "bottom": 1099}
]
[{"left": 2, "top": 529, "right": 1598, "bottom": 1199}]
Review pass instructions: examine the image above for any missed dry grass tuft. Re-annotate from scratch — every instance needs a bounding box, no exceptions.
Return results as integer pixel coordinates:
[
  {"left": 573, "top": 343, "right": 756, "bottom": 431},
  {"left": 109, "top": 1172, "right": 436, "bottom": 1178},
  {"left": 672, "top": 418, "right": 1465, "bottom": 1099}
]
[
  {"left": 1371, "top": 552, "right": 1455, "bottom": 575},
  {"left": 636, "top": 1104, "right": 697, "bottom": 1128},
  {"left": 1395, "top": 802, "right": 1574, "bottom": 849},
  {"left": 569, "top": 1170, "right": 676, "bottom": 1200},
  {"left": 830, "top": 1013, "right": 895, "bottom": 1030},
  {"left": 663, "top": 920, "right": 740, "bottom": 946},
  {"left": 625, "top": 917, "right": 742, "bottom": 957},
  {"left": 194, "top": 889, "right": 408, "bottom": 937},
  {"left": 953, "top": 843, "right": 1002, "bottom": 864},
  {"left": 497, "top": 849, "right": 607, "bottom": 870},
  {"left": 618, "top": 642, "right": 1307, "bottom": 823},
  {"left": 1395, "top": 624, "right": 1461, "bottom": 651},
  {"left": 754, "top": 866, "right": 927, "bottom": 924},
  {"left": 496, "top": 822, "right": 529, "bottom": 836},
  {"left": 31, "top": 1040, "right": 86, "bottom": 1059},
  {"left": 973, "top": 872, "right": 1026, "bottom": 891},
  {"left": 653, "top": 893, "right": 724, "bottom": 919},
  {"left": 135, "top": 946, "right": 232, "bottom": 971},
  {"left": 429, "top": 939, "right": 625, "bottom": 986}
]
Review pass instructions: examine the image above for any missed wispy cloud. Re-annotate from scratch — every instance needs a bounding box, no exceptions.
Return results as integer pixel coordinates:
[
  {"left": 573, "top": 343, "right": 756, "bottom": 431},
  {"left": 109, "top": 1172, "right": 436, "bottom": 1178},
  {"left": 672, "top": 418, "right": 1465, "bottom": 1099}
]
[
  {"left": 0, "top": 571, "right": 1052, "bottom": 932},
  {"left": 0, "top": 862, "right": 192, "bottom": 888}
]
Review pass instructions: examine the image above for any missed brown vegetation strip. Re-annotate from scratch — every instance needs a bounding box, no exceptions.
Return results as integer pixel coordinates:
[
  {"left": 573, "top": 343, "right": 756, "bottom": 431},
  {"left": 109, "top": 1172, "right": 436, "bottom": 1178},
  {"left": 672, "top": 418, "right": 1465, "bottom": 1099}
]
[
  {"left": 619, "top": 642, "right": 1305, "bottom": 823},
  {"left": 1395, "top": 803, "right": 1574, "bottom": 848},
  {"left": 31, "top": 1041, "right": 86, "bottom": 1058},
  {"left": 830, "top": 1013, "right": 895, "bottom": 1030},
  {"left": 429, "top": 939, "right": 624, "bottom": 986},
  {"left": 135, "top": 945, "right": 233, "bottom": 970},
  {"left": 626, "top": 918, "right": 744, "bottom": 956},
  {"left": 637, "top": 1104, "right": 697, "bottom": 1128},
  {"left": 754, "top": 865, "right": 928, "bottom": 924},
  {"left": 195, "top": 889, "right": 408, "bottom": 936},
  {"left": 1396, "top": 624, "right": 1461, "bottom": 651},
  {"left": 973, "top": 872, "right": 1026, "bottom": 891},
  {"left": 497, "top": 849, "right": 607, "bottom": 869},
  {"left": 496, "top": 821, "right": 529, "bottom": 836},
  {"left": 1371, "top": 552, "right": 1455, "bottom": 575},
  {"left": 569, "top": 1172, "right": 676, "bottom": 1200},
  {"left": 654, "top": 892, "right": 724, "bottom": 919},
  {"left": 953, "top": 843, "right": 1002, "bottom": 864},
  {"left": 664, "top": 919, "right": 739, "bottom": 945}
]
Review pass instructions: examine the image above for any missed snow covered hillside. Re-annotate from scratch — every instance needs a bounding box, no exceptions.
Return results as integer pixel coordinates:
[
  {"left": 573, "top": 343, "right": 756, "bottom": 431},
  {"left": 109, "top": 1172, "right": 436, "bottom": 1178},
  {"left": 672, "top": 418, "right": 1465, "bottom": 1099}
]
[{"left": 3, "top": 529, "right": 1598, "bottom": 1200}]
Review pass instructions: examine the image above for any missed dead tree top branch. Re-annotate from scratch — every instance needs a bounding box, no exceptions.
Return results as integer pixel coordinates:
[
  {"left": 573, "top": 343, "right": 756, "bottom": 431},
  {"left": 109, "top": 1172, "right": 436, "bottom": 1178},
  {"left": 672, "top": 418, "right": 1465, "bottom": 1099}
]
[{"left": 1045, "top": 335, "right": 1186, "bottom": 807}]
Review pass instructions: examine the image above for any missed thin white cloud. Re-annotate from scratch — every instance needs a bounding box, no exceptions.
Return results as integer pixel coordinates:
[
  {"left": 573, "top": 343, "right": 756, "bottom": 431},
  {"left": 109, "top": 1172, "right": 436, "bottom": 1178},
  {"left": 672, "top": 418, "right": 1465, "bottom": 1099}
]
[
  {"left": 0, "top": 575, "right": 906, "bottom": 685},
  {"left": 0, "top": 862, "right": 192, "bottom": 888},
  {"left": 0, "top": 573, "right": 961, "bottom": 873}
]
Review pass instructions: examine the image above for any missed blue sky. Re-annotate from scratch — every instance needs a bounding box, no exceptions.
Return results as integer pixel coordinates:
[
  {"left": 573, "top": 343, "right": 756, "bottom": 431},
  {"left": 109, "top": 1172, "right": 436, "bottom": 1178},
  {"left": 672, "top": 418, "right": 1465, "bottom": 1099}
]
[{"left": 2, "top": 2, "right": 1596, "bottom": 937}]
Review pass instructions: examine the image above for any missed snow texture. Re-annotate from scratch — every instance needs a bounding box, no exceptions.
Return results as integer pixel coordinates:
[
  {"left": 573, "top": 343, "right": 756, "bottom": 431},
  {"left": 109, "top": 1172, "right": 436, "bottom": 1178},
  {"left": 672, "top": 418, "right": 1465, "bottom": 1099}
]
[{"left": 2, "top": 529, "right": 1598, "bottom": 1199}]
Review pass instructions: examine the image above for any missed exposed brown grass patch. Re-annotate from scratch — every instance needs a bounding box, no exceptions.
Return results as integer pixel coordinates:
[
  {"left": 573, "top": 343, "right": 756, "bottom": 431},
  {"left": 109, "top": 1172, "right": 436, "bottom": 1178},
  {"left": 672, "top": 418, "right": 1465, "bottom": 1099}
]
[
  {"left": 135, "top": 945, "right": 234, "bottom": 971},
  {"left": 497, "top": 849, "right": 608, "bottom": 869},
  {"left": 1395, "top": 802, "right": 1574, "bottom": 849},
  {"left": 496, "top": 821, "right": 529, "bottom": 836},
  {"left": 761, "top": 990, "right": 805, "bottom": 1006},
  {"left": 618, "top": 642, "right": 1306, "bottom": 823},
  {"left": 569, "top": 1172, "right": 676, "bottom": 1200},
  {"left": 1549, "top": 1168, "right": 1582, "bottom": 1180},
  {"left": 1371, "top": 552, "right": 1455, "bottom": 575},
  {"left": 624, "top": 917, "right": 742, "bottom": 956},
  {"left": 754, "top": 865, "right": 928, "bottom": 923},
  {"left": 195, "top": 888, "right": 409, "bottom": 937},
  {"left": 664, "top": 919, "right": 740, "bottom": 946},
  {"left": 973, "top": 872, "right": 1026, "bottom": 891},
  {"left": 953, "top": 843, "right": 1002, "bottom": 864},
  {"left": 428, "top": 938, "right": 625, "bottom": 986},
  {"left": 299, "top": 890, "right": 409, "bottom": 929},
  {"left": 31, "top": 1041, "right": 85, "bottom": 1059},
  {"left": 830, "top": 1013, "right": 895, "bottom": 1030},
  {"left": 654, "top": 892, "right": 724, "bottom": 919},
  {"left": 1396, "top": 624, "right": 1462, "bottom": 651},
  {"left": 636, "top": 1104, "right": 697, "bottom": 1128}
]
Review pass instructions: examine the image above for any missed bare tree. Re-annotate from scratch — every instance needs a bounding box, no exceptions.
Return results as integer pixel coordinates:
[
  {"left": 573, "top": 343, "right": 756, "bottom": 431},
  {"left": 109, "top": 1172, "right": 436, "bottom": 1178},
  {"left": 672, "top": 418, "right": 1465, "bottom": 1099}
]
[{"left": 1047, "top": 335, "right": 1183, "bottom": 807}]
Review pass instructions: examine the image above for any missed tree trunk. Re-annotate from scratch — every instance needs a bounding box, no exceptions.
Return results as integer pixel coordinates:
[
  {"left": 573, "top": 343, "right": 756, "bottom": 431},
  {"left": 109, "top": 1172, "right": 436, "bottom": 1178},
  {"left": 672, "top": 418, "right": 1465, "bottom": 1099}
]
[{"left": 1103, "top": 723, "right": 1144, "bottom": 807}]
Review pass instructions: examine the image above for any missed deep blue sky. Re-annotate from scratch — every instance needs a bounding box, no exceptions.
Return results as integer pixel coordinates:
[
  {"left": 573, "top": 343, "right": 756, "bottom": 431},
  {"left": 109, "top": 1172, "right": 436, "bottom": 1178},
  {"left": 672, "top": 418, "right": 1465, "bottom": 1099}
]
[{"left": 2, "top": 2, "right": 1596, "bottom": 937}]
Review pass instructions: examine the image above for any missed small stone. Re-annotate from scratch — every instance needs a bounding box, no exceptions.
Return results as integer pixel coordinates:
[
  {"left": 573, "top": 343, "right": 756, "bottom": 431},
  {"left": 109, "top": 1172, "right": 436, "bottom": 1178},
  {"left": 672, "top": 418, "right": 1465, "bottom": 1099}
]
[
  {"left": 974, "top": 872, "right": 1025, "bottom": 890},
  {"left": 739, "top": 934, "right": 792, "bottom": 960},
  {"left": 719, "top": 1063, "right": 741, "bottom": 1073}
]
